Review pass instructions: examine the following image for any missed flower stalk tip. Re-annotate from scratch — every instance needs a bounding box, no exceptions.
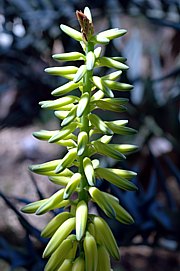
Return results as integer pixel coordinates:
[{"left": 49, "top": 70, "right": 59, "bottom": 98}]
[{"left": 76, "top": 9, "right": 94, "bottom": 42}]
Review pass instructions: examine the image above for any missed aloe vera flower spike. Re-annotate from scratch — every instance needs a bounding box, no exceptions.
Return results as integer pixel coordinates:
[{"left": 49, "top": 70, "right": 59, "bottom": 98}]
[{"left": 21, "top": 7, "right": 138, "bottom": 271}]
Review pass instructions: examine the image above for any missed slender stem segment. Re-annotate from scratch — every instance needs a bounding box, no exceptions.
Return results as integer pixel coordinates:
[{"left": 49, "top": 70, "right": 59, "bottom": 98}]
[{"left": 78, "top": 42, "right": 94, "bottom": 202}]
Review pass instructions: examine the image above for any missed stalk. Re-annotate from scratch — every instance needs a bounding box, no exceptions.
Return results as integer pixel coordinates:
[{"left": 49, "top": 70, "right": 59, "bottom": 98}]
[{"left": 79, "top": 42, "right": 94, "bottom": 201}]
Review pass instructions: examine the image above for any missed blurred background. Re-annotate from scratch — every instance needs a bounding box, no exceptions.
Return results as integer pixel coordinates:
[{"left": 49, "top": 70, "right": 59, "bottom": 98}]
[{"left": 0, "top": 0, "right": 179, "bottom": 270}]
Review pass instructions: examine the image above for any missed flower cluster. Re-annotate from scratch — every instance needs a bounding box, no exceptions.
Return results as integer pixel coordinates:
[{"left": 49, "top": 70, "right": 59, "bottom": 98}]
[{"left": 21, "top": 7, "right": 137, "bottom": 271}]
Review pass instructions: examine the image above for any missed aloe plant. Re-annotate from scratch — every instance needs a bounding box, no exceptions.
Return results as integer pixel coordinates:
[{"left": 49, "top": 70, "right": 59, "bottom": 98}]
[{"left": 21, "top": 7, "right": 138, "bottom": 271}]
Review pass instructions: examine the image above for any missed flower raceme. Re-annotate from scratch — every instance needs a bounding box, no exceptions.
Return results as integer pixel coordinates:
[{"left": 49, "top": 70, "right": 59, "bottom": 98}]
[{"left": 21, "top": 7, "right": 138, "bottom": 271}]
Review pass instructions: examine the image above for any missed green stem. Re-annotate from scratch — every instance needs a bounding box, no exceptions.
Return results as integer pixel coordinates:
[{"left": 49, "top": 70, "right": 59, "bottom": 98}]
[{"left": 78, "top": 42, "right": 94, "bottom": 202}]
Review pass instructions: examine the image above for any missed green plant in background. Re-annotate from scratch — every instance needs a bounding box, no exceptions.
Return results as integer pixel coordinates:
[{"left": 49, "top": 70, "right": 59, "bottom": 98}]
[{"left": 21, "top": 7, "right": 138, "bottom": 271}]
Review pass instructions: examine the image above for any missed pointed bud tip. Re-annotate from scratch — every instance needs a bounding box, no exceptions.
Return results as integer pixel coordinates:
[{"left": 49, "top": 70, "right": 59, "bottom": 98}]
[
  {"left": 28, "top": 165, "right": 34, "bottom": 171},
  {"left": 52, "top": 54, "right": 57, "bottom": 59},
  {"left": 60, "top": 24, "right": 65, "bottom": 31},
  {"left": 63, "top": 193, "right": 68, "bottom": 200},
  {"left": 21, "top": 206, "right": 27, "bottom": 213},
  {"left": 55, "top": 166, "right": 63, "bottom": 174}
]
